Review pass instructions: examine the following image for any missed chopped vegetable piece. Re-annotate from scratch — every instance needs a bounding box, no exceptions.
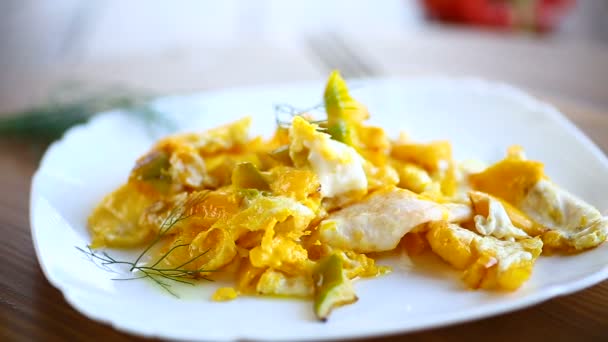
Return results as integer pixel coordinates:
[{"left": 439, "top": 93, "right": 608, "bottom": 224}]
[
  {"left": 269, "top": 145, "right": 293, "bottom": 165},
  {"left": 323, "top": 70, "right": 368, "bottom": 145},
  {"left": 231, "top": 162, "right": 270, "bottom": 190},
  {"left": 313, "top": 254, "right": 357, "bottom": 321},
  {"left": 130, "top": 150, "right": 171, "bottom": 194}
]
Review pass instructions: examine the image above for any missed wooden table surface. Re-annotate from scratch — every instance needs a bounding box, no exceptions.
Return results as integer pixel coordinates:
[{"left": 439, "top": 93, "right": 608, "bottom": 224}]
[{"left": 1, "top": 31, "right": 608, "bottom": 341}]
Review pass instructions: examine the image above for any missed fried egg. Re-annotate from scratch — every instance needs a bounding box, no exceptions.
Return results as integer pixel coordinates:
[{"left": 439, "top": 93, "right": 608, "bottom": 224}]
[
  {"left": 520, "top": 179, "right": 608, "bottom": 251},
  {"left": 318, "top": 187, "right": 472, "bottom": 253}
]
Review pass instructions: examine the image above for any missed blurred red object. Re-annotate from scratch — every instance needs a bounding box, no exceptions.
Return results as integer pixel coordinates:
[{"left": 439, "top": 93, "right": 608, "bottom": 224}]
[{"left": 421, "top": 0, "right": 575, "bottom": 32}]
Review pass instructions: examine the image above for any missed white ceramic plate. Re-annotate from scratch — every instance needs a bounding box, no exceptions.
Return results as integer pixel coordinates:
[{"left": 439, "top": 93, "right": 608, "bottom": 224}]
[{"left": 31, "top": 78, "right": 608, "bottom": 341}]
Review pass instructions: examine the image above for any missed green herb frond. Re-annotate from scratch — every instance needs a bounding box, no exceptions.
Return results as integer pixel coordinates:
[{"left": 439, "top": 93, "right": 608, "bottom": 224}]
[
  {"left": 0, "top": 89, "right": 176, "bottom": 143},
  {"left": 77, "top": 244, "right": 213, "bottom": 298},
  {"left": 274, "top": 103, "right": 327, "bottom": 129},
  {"left": 77, "top": 190, "right": 214, "bottom": 297},
  {"left": 131, "top": 190, "right": 211, "bottom": 269}
]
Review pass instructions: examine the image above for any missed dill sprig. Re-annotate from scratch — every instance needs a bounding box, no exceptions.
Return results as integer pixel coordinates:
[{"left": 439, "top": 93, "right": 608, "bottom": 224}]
[
  {"left": 274, "top": 102, "right": 327, "bottom": 130},
  {"left": 273, "top": 78, "right": 366, "bottom": 131},
  {"left": 131, "top": 191, "right": 211, "bottom": 270},
  {"left": 77, "top": 191, "right": 214, "bottom": 297},
  {"left": 77, "top": 245, "right": 213, "bottom": 297}
]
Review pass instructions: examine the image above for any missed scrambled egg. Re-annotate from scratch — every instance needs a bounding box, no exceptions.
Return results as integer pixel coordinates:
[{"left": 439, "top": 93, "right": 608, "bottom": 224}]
[
  {"left": 87, "top": 71, "right": 607, "bottom": 320},
  {"left": 470, "top": 152, "right": 608, "bottom": 252},
  {"left": 256, "top": 269, "right": 314, "bottom": 297},
  {"left": 88, "top": 182, "right": 156, "bottom": 248},
  {"left": 520, "top": 179, "right": 608, "bottom": 251},
  {"left": 470, "top": 191, "right": 530, "bottom": 241},
  {"left": 427, "top": 221, "right": 543, "bottom": 291},
  {"left": 289, "top": 116, "right": 367, "bottom": 199}
]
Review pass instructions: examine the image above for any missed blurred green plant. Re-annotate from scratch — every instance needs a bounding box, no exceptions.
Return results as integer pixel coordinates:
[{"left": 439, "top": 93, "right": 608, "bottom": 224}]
[{"left": 0, "top": 86, "right": 174, "bottom": 144}]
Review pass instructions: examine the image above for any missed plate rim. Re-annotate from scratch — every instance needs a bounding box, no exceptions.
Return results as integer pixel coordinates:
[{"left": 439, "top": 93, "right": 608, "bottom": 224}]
[{"left": 30, "top": 76, "right": 608, "bottom": 341}]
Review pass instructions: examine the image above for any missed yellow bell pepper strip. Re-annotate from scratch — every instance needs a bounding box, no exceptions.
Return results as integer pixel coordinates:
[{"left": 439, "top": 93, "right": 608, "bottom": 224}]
[{"left": 313, "top": 254, "right": 358, "bottom": 322}]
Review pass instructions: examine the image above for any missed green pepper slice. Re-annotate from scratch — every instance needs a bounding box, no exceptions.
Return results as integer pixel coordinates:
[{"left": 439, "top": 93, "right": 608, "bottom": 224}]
[
  {"left": 231, "top": 162, "right": 270, "bottom": 191},
  {"left": 313, "top": 254, "right": 358, "bottom": 321},
  {"left": 130, "top": 150, "right": 171, "bottom": 193},
  {"left": 323, "top": 70, "right": 368, "bottom": 146}
]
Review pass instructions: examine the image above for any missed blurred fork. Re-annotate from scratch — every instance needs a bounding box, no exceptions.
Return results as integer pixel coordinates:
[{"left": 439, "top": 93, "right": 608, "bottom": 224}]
[{"left": 305, "top": 32, "right": 380, "bottom": 79}]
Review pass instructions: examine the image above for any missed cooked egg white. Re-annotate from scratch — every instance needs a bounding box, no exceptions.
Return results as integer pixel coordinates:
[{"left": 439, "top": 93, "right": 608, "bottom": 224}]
[
  {"left": 474, "top": 236, "right": 536, "bottom": 272},
  {"left": 289, "top": 116, "right": 367, "bottom": 199},
  {"left": 307, "top": 138, "right": 367, "bottom": 198},
  {"left": 520, "top": 179, "right": 608, "bottom": 250},
  {"left": 318, "top": 187, "right": 471, "bottom": 253},
  {"left": 474, "top": 194, "right": 529, "bottom": 241}
]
